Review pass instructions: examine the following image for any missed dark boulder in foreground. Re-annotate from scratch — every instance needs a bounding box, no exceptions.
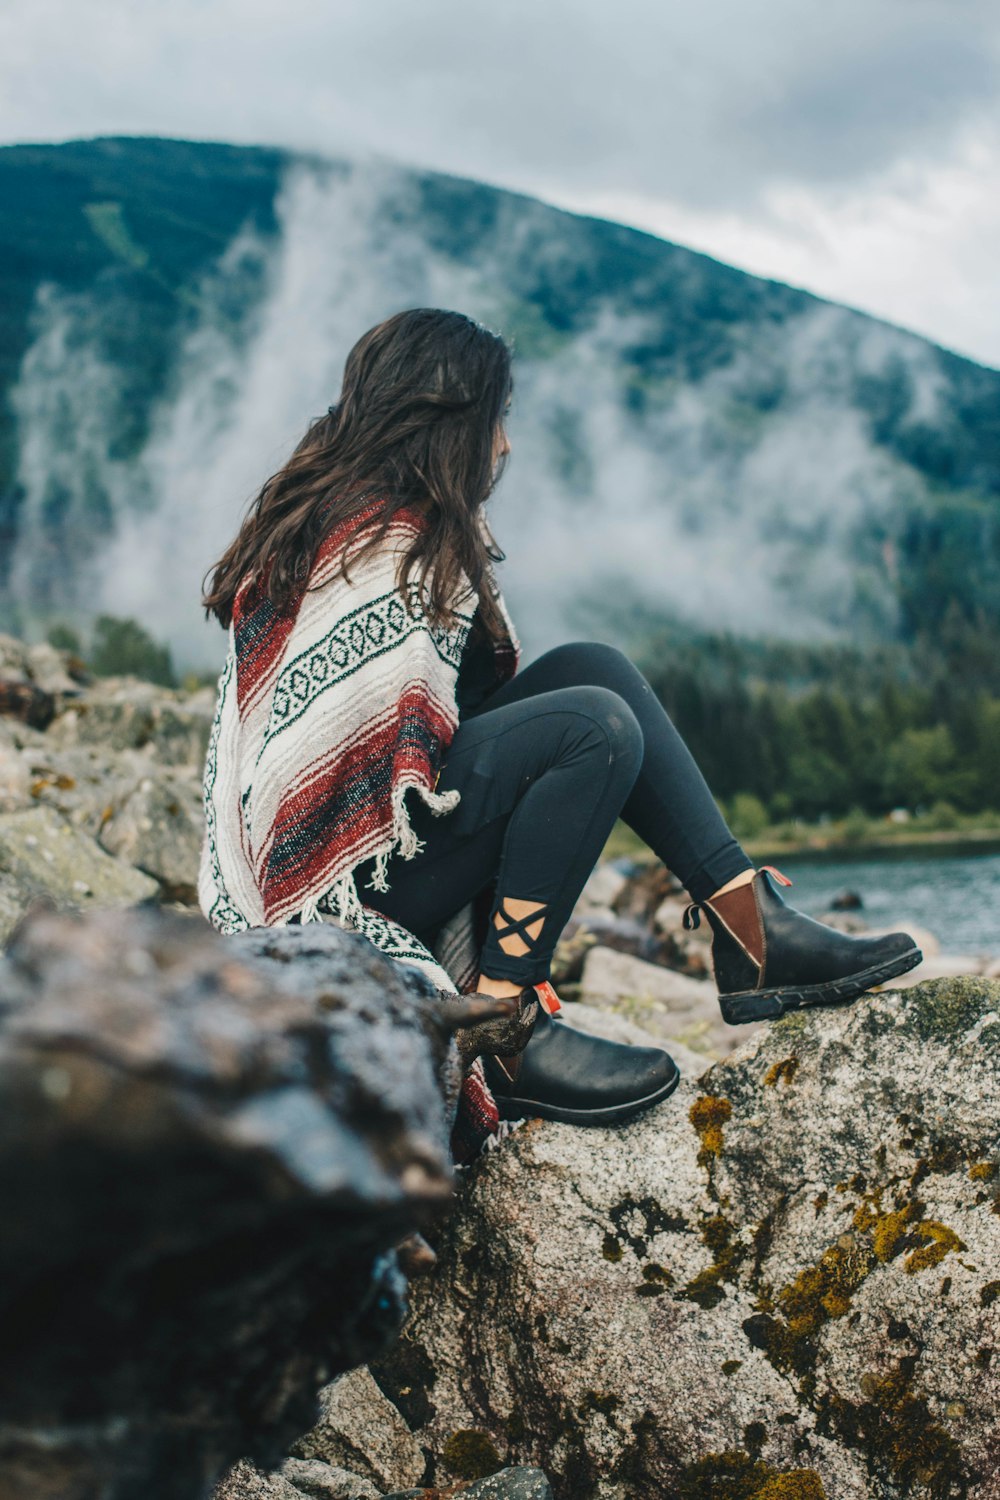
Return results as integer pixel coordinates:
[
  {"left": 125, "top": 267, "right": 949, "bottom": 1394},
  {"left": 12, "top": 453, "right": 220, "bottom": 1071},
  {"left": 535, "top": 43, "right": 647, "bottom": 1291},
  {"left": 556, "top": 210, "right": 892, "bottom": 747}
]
[{"left": 0, "top": 906, "right": 467, "bottom": 1500}]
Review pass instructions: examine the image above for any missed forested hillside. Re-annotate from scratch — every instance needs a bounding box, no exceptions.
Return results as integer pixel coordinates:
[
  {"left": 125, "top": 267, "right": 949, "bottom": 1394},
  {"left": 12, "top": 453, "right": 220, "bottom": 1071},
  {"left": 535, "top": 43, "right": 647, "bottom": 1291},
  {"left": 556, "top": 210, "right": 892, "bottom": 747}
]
[{"left": 3, "top": 136, "right": 999, "bottom": 817}]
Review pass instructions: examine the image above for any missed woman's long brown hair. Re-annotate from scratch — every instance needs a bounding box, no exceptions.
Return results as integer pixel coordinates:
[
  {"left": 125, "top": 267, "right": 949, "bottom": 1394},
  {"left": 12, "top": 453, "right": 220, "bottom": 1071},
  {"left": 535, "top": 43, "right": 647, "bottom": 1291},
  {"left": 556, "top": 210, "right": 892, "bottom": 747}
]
[{"left": 201, "top": 308, "right": 513, "bottom": 640}]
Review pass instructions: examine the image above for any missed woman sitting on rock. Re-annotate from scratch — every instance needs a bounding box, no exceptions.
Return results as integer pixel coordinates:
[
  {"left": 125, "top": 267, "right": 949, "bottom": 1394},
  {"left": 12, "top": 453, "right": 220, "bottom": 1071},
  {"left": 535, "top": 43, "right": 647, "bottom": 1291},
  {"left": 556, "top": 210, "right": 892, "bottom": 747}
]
[{"left": 199, "top": 308, "right": 921, "bottom": 1151}]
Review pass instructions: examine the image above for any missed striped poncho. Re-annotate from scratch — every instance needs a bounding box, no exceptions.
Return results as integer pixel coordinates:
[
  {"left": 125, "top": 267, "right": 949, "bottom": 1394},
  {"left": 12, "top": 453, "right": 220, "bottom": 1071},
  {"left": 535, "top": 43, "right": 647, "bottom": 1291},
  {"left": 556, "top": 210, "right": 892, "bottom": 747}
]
[{"left": 197, "top": 499, "right": 520, "bottom": 1151}]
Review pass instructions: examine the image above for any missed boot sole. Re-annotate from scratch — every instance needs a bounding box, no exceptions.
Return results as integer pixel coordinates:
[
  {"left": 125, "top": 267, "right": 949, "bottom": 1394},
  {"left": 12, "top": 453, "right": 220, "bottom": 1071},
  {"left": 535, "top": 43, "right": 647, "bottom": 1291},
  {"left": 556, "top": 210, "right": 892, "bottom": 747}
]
[
  {"left": 492, "top": 1064, "right": 681, "bottom": 1126},
  {"left": 719, "top": 944, "right": 924, "bottom": 1025}
]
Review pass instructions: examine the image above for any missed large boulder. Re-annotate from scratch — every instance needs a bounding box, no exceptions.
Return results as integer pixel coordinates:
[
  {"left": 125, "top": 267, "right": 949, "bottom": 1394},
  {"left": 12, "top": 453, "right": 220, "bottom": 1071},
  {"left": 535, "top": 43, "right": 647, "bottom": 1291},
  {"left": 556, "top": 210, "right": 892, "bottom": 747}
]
[
  {"left": 0, "top": 803, "right": 160, "bottom": 943},
  {"left": 47, "top": 676, "right": 213, "bottom": 766},
  {"left": 0, "top": 906, "right": 472, "bottom": 1500},
  {"left": 97, "top": 767, "right": 205, "bottom": 902},
  {"left": 289, "top": 1366, "right": 426, "bottom": 1490},
  {"left": 0, "top": 740, "right": 166, "bottom": 830},
  {"left": 0, "top": 737, "right": 204, "bottom": 905},
  {"left": 364, "top": 978, "right": 1000, "bottom": 1499}
]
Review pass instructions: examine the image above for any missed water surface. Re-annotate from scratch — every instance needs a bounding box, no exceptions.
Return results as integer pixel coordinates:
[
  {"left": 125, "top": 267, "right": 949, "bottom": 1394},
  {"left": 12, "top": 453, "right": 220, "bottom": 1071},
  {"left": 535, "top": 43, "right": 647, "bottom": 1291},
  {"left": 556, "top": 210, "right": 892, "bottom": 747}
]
[{"left": 768, "top": 850, "right": 998, "bottom": 957}]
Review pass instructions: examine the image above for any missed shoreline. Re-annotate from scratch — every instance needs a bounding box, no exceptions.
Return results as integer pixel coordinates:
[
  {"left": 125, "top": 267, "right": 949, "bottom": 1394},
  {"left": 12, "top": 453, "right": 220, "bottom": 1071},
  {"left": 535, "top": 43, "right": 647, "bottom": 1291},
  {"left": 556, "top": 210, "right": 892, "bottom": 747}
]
[{"left": 747, "top": 830, "right": 1000, "bottom": 864}]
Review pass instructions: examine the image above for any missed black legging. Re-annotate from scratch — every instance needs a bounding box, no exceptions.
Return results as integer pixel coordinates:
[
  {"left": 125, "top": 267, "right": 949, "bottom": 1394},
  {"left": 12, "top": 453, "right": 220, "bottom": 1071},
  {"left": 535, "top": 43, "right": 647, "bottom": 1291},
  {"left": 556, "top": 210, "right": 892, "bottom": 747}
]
[{"left": 356, "top": 642, "right": 753, "bottom": 985}]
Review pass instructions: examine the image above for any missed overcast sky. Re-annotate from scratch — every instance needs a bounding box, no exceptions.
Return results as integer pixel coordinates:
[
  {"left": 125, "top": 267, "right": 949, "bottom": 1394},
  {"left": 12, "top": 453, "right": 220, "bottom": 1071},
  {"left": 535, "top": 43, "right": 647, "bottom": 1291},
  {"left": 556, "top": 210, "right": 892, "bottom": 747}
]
[{"left": 3, "top": 0, "right": 999, "bottom": 367}]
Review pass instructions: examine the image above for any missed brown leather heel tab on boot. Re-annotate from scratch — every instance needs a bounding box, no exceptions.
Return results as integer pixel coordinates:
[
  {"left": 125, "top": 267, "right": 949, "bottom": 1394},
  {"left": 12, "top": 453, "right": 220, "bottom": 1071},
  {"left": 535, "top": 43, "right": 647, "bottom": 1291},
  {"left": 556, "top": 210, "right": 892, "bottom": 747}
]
[{"left": 705, "top": 878, "right": 766, "bottom": 968}]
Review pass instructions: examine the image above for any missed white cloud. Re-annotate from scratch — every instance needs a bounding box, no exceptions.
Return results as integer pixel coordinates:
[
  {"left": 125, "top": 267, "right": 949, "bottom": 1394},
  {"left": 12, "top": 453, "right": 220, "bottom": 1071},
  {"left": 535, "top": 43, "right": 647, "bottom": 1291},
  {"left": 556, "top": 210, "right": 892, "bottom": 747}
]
[
  {"left": 560, "top": 126, "right": 1000, "bottom": 367},
  {"left": 0, "top": 0, "right": 998, "bottom": 363}
]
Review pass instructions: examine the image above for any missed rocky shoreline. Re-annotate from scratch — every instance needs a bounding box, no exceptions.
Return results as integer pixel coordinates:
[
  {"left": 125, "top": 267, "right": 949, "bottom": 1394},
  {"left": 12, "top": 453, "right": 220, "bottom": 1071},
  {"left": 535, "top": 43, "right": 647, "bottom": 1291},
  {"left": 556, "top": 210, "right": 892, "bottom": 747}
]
[
  {"left": 1, "top": 633, "right": 993, "bottom": 1048},
  {"left": 2, "top": 635, "right": 998, "bottom": 1500}
]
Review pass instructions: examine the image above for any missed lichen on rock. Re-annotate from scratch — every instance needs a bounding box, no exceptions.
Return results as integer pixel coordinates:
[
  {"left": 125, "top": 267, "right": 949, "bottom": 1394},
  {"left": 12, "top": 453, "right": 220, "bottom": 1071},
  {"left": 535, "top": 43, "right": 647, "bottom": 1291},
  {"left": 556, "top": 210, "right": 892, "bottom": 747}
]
[{"left": 360, "top": 975, "right": 1000, "bottom": 1498}]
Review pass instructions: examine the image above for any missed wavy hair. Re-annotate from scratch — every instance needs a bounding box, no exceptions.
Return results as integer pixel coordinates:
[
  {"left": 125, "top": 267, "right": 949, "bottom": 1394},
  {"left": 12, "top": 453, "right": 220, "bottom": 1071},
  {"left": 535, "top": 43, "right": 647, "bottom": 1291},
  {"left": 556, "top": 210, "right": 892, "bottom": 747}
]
[{"left": 202, "top": 308, "right": 513, "bottom": 639}]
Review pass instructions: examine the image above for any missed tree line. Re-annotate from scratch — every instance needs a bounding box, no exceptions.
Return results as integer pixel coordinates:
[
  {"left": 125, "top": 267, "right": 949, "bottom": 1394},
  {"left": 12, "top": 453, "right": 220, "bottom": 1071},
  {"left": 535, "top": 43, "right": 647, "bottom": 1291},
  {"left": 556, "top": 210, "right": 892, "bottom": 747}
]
[{"left": 637, "top": 606, "right": 1000, "bottom": 822}]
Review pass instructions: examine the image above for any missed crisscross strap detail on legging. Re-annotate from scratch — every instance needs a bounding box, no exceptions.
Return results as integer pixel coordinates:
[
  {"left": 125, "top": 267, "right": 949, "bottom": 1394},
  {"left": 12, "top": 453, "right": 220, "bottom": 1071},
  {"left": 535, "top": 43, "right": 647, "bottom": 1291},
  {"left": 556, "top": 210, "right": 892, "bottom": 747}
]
[{"left": 492, "top": 898, "right": 550, "bottom": 955}]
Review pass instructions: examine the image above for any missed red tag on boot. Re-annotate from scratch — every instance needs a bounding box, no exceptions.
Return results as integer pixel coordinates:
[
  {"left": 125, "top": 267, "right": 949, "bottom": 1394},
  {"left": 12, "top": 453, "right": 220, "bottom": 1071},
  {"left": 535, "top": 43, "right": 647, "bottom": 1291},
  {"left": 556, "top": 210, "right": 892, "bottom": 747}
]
[{"left": 533, "top": 980, "right": 562, "bottom": 1015}]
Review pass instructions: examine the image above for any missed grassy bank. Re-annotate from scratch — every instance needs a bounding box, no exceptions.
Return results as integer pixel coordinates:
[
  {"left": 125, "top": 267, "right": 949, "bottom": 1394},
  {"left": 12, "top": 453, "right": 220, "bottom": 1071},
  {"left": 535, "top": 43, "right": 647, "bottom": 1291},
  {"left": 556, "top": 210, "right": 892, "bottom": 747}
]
[{"left": 603, "top": 807, "right": 1000, "bottom": 865}]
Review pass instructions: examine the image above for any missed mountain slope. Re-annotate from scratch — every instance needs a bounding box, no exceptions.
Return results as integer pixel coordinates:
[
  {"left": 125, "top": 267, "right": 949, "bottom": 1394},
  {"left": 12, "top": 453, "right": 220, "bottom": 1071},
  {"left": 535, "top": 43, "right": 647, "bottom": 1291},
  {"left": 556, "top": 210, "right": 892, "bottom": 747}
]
[{"left": 1, "top": 135, "right": 998, "bottom": 667}]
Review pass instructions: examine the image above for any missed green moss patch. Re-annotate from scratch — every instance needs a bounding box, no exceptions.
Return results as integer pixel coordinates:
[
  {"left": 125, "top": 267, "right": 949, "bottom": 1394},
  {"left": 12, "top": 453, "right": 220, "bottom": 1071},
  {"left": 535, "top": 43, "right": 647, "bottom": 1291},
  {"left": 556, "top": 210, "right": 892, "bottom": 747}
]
[
  {"left": 676, "top": 1448, "right": 827, "bottom": 1499},
  {"left": 903, "top": 1220, "right": 966, "bottom": 1274},
  {"left": 821, "top": 1358, "right": 967, "bottom": 1495},
  {"left": 908, "top": 976, "right": 997, "bottom": 1040},
  {"left": 852, "top": 1192, "right": 921, "bottom": 1263},
  {"left": 764, "top": 1056, "right": 799, "bottom": 1088},
  {"left": 778, "top": 1238, "right": 874, "bottom": 1336},
  {"left": 441, "top": 1428, "right": 503, "bottom": 1480},
  {"left": 680, "top": 1212, "right": 746, "bottom": 1309},
  {"left": 690, "top": 1094, "right": 733, "bottom": 1165},
  {"left": 681, "top": 1265, "right": 728, "bottom": 1309}
]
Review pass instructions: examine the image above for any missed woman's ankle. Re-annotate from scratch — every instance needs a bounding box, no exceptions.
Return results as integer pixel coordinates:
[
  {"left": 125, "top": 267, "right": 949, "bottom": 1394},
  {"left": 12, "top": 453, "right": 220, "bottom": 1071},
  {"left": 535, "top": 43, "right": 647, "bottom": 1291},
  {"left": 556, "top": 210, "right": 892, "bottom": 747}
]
[
  {"left": 475, "top": 973, "right": 526, "bottom": 1001},
  {"left": 708, "top": 868, "right": 756, "bottom": 901}
]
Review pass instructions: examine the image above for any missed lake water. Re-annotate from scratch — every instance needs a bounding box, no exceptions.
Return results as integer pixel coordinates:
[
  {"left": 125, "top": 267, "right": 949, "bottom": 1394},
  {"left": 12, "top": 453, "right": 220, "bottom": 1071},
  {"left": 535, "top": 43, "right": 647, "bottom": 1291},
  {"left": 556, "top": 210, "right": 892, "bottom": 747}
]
[{"left": 765, "top": 849, "right": 1000, "bottom": 957}]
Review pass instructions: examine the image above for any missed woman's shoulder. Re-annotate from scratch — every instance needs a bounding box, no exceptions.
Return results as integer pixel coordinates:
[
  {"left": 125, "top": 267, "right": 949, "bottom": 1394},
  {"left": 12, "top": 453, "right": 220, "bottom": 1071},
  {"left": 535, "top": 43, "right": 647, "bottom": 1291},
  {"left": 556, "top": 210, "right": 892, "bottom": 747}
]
[
  {"left": 307, "top": 497, "right": 429, "bottom": 592},
  {"left": 324, "top": 495, "right": 428, "bottom": 548}
]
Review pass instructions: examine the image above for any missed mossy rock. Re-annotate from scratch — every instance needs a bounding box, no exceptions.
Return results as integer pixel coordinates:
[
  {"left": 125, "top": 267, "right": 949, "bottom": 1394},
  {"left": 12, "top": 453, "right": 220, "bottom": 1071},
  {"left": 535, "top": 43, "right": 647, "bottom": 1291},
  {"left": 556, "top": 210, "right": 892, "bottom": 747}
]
[{"left": 906, "top": 975, "right": 999, "bottom": 1041}]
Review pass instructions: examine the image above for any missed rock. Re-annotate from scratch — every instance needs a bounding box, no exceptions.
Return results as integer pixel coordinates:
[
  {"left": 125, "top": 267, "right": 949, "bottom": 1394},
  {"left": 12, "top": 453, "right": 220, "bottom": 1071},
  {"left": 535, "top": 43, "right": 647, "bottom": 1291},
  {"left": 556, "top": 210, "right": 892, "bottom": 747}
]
[
  {"left": 279, "top": 1457, "right": 382, "bottom": 1499},
  {"left": 552, "top": 911, "right": 675, "bottom": 985},
  {"left": 24, "top": 640, "right": 85, "bottom": 695},
  {"left": 292, "top": 1367, "right": 425, "bottom": 1491},
  {"left": 47, "top": 677, "right": 212, "bottom": 766},
  {"left": 0, "top": 678, "right": 54, "bottom": 728},
  {"left": 578, "top": 944, "right": 760, "bottom": 1057},
  {"left": 7, "top": 741, "right": 154, "bottom": 825},
  {"left": 0, "top": 906, "right": 477, "bottom": 1500},
  {"left": 0, "top": 632, "right": 28, "bottom": 678},
  {"left": 98, "top": 768, "right": 205, "bottom": 901},
  {"left": 214, "top": 1460, "right": 307, "bottom": 1500},
  {"left": 0, "top": 804, "right": 160, "bottom": 944},
  {"left": 580, "top": 943, "right": 711, "bottom": 1009},
  {"left": 0, "top": 714, "right": 50, "bottom": 753},
  {"left": 381, "top": 1479, "right": 555, "bottom": 1500},
  {"left": 0, "top": 879, "right": 30, "bottom": 952},
  {"left": 651, "top": 894, "right": 713, "bottom": 978},
  {"left": 459, "top": 1469, "right": 553, "bottom": 1499},
  {"left": 0, "top": 743, "right": 31, "bottom": 813},
  {"left": 550, "top": 916, "right": 600, "bottom": 985},
  {"left": 610, "top": 858, "right": 679, "bottom": 922},
  {"left": 3, "top": 741, "right": 205, "bottom": 904},
  {"left": 830, "top": 888, "right": 864, "bottom": 911},
  {"left": 652, "top": 894, "right": 696, "bottom": 935},
  {"left": 368, "top": 977, "right": 1000, "bottom": 1499},
  {"left": 575, "top": 863, "right": 628, "bottom": 913}
]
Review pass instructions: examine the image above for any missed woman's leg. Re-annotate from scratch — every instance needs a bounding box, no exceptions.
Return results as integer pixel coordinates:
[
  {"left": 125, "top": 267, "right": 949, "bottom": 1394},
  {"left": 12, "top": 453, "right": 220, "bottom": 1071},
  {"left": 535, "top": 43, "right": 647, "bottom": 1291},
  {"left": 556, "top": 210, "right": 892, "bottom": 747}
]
[
  {"left": 461, "top": 642, "right": 921, "bottom": 1020},
  {"left": 358, "top": 683, "right": 644, "bottom": 986},
  {"left": 464, "top": 641, "right": 754, "bottom": 901},
  {"left": 359, "top": 682, "right": 681, "bottom": 1125}
]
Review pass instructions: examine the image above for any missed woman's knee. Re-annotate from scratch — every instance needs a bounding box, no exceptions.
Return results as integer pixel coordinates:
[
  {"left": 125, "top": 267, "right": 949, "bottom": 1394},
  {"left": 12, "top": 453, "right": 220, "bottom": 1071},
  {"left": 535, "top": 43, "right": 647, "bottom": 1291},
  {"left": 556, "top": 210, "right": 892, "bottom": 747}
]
[
  {"left": 536, "top": 641, "right": 635, "bottom": 685},
  {"left": 558, "top": 685, "right": 643, "bottom": 773}
]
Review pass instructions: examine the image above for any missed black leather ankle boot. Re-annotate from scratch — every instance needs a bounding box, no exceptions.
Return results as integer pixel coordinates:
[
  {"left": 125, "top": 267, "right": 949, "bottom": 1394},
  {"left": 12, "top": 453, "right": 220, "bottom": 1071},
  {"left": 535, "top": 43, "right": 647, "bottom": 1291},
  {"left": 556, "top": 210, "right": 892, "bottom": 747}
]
[
  {"left": 480, "top": 983, "right": 680, "bottom": 1125},
  {"left": 686, "top": 867, "right": 923, "bottom": 1025}
]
